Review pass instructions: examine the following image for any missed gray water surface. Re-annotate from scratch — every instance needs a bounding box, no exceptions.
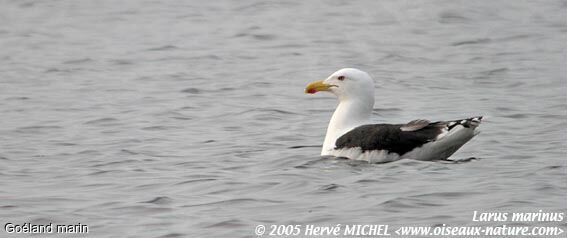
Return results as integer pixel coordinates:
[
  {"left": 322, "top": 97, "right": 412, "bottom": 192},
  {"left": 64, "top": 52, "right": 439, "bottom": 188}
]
[{"left": 1, "top": 1, "right": 566, "bottom": 237}]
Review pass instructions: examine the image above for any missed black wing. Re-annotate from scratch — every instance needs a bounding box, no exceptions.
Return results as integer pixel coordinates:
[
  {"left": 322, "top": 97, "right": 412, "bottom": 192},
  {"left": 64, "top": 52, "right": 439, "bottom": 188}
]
[
  {"left": 334, "top": 123, "right": 444, "bottom": 155},
  {"left": 334, "top": 117, "right": 483, "bottom": 156}
]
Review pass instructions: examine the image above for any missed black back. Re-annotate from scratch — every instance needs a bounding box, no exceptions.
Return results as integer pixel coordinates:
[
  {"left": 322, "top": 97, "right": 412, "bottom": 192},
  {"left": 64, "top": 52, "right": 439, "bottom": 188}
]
[{"left": 335, "top": 123, "right": 443, "bottom": 155}]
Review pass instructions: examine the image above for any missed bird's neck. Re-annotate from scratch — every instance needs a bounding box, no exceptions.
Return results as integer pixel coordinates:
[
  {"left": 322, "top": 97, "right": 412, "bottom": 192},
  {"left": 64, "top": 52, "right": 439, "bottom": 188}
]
[{"left": 321, "top": 98, "right": 374, "bottom": 155}]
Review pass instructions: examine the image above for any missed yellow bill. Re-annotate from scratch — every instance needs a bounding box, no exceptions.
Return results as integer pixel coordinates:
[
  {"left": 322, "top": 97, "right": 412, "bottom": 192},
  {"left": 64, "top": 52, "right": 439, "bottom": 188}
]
[{"left": 305, "top": 80, "right": 333, "bottom": 94}]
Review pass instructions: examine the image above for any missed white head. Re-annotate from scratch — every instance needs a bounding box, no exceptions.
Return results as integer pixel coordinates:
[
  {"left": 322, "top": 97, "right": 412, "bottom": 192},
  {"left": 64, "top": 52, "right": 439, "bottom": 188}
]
[
  {"left": 305, "top": 68, "right": 376, "bottom": 155},
  {"left": 305, "top": 68, "right": 375, "bottom": 102}
]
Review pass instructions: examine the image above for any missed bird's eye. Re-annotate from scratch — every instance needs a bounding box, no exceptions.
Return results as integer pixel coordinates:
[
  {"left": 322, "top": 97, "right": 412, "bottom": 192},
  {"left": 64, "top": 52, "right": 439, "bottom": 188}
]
[{"left": 337, "top": 76, "right": 345, "bottom": 81}]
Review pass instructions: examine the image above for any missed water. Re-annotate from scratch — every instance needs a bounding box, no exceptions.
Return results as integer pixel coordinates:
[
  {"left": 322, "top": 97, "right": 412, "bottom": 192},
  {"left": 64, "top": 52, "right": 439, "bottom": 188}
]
[{"left": 1, "top": 0, "right": 566, "bottom": 237}]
